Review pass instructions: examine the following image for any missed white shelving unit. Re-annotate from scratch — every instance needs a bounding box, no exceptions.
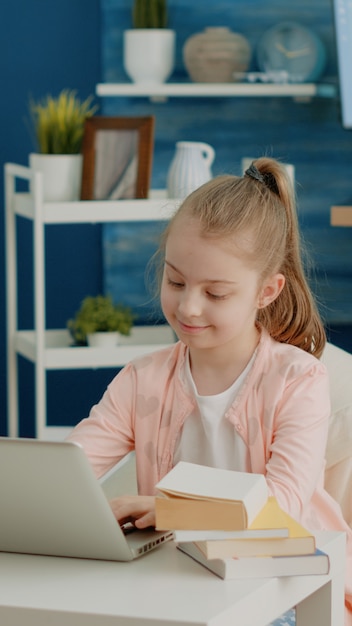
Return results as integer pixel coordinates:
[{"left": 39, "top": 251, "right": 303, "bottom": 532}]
[
  {"left": 96, "top": 81, "right": 337, "bottom": 101},
  {"left": 5, "top": 163, "right": 177, "bottom": 441}
]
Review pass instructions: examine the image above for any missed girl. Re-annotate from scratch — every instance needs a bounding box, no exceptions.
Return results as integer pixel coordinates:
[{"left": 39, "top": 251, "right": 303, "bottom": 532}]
[{"left": 67, "top": 157, "right": 352, "bottom": 623}]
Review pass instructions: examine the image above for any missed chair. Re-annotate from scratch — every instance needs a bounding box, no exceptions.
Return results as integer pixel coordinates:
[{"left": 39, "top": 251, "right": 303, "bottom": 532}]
[
  {"left": 272, "top": 341, "right": 352, "bottom": 626},
  {"left": 322, "top": 342, "right": 352, "bottom": 529}
]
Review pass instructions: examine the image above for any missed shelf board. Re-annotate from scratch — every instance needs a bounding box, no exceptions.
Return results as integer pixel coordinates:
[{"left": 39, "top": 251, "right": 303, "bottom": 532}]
[
  {"left": 15, "top": 326, "right": 175, "bottom": 369},
  {"left": 331, "top": 205, "right": 352, "bottom": 227},
  {"left": 96, "top": 82, "right": 336, "bottom": 100},
  {"left": 13, "top": 192, "right": 178, "bottom": 224}
]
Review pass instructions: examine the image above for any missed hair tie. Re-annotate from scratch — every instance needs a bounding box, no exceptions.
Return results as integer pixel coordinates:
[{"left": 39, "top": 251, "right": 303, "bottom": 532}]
[
  {"left": 245, "top": 162, "right": 279, "bottom": 196},
  {"left": 245, "top": 163, "right": 265, "bottom": 183}
]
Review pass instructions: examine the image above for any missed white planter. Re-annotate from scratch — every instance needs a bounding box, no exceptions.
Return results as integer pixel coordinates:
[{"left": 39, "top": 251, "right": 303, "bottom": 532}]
[
  {"left": 87, "top": 332, "right": 121, "bottom": 348},
  {"left": 123, "top": 29, "right": 176, "bottom": 85},
  {"left": 29, "top": 153, "right": 83, "bottom": 202}
]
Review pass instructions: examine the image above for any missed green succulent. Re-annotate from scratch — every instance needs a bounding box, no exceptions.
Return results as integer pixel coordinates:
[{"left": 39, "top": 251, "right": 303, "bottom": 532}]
[
  {"left": 67, "top": 295, "right": 136, "bottom": 345},
  {"left": 132, "top": 0, "right": 167, "bottom": 28},
  {"left": 29, "top": 89, "right": 98, "bottom": 154}
]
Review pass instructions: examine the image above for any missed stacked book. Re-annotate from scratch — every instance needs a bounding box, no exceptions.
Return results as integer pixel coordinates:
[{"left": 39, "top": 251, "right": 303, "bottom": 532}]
[{"left": 155, "top": 462, "right": 329, "bottom": 579}]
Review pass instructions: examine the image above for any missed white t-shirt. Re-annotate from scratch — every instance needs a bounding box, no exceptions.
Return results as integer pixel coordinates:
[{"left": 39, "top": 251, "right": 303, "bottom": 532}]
[{"left": 174, "top": 351, "right": 255, "bottom": 470}]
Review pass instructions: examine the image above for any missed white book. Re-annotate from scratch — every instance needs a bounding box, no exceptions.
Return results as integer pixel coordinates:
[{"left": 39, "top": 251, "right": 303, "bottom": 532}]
[
  {"left": 177, "top": 542, "right": 330, "bottom": 579},
  {"left": 155, "top": 462, "right": 268, "bottom": 530}
]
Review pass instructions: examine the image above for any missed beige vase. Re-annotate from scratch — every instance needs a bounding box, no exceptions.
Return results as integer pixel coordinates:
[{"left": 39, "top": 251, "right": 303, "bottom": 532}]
[
  {"left": 29, "top": 153, "right": 83, "bottom": 202},
  {"left": 183, "top": 27, "right": 251, "bottom": 83}
]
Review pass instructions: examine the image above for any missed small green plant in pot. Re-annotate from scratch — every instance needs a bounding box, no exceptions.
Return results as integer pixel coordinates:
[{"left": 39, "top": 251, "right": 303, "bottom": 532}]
[
  {"left": 28, "top": 89, "right": 98, "bottom": 202},
  {"left": 67, "top": 295, "right": 136, "bottom": 347}
]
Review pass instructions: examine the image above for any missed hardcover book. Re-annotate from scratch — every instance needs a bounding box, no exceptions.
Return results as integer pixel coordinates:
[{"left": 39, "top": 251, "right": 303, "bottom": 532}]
[
  {"left": 155, "top": 461, "right": 268, "bottom": 531},
  {"left": 177, "top": 541, "right": 330, "bottom": 579},
  {"left": 173, "top": 497, "right": 290, "bottom": 542},
  {"left": 192, "top": 497, "right": 316, "bottom": 558}
]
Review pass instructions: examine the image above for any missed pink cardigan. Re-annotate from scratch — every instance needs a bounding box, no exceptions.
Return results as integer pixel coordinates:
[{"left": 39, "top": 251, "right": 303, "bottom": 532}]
[{"left": 67, "top": 327, "right": 352, "bottom": 616}]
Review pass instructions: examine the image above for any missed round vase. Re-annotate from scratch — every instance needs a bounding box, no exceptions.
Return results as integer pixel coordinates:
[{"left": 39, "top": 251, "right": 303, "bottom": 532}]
[
  {"left": 29, "top": 153, "right": 83, "bottom": 202},
  {"left": 183, "top": 27, "right": 251, "bottom": 83},
  {"left": 123, "top": 29, "right": 176, "bottom": 85},
  {"left": 167, "top": 141, "right": 215, "bottom": 199}
]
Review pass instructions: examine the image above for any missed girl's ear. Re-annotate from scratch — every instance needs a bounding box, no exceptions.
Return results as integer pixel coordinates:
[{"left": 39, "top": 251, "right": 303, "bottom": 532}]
[{"left": 257, "top": 274, "right": 285, "bottom": 309}]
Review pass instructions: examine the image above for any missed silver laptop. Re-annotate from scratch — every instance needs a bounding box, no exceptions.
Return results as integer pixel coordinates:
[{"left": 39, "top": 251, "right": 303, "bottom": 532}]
[{"left": 0, "top": 437, "right": 173, "bottom": 561}]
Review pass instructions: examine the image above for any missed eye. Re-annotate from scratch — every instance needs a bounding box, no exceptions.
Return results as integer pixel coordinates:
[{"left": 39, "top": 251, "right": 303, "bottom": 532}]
[
  {"left": 167, "top": 278, "right": 184, "bottom": 289},
  {"left": 207, "top": 292, "right": 227, "bottom": 300}
]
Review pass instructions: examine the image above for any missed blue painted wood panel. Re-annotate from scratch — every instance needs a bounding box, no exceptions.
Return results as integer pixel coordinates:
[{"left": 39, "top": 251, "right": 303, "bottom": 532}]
[{"left": 101, "top": 0, "right": 352, "bottom": 325}]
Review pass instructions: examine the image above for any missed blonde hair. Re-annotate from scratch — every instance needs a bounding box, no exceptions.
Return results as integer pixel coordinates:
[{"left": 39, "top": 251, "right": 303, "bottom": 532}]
[{"left": 158, "top": 157, "right": 326, "bottom": 358}]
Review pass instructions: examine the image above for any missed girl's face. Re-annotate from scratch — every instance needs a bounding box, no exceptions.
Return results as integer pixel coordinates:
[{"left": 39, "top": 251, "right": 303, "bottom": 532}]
[{"left": 161, "top": 216, "right": 269, "bottom": 357}]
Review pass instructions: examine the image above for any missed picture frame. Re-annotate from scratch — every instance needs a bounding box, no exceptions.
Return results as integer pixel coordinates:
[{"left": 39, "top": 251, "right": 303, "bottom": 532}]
[{"left": 81, "top": 116, "right": 155, "bottom": 200}]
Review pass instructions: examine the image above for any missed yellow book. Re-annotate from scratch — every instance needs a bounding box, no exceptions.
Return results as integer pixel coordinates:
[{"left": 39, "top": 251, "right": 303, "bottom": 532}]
[
  {"left": 173, "top": 496, "right": 290, "bottom": 542},
  {"left": 193, "top": 498, "right": 316, "bottom": 558}
]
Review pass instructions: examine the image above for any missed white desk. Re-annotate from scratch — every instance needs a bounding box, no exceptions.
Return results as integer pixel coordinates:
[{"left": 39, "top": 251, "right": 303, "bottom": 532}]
[{"left": 0, "top": 531, "right": 345, "bottom": 626}]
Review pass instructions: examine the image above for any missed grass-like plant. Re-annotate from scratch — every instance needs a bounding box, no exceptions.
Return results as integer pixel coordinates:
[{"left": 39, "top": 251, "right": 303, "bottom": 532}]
[
  {"left": 29, "top": 89, "right": 98, "bottom": 154},
  {"left": 67, "top": 295, "right": 136, "bottom": 345},
  {"left": 132, "top": 0, "right": 167, "bottom": 28}
]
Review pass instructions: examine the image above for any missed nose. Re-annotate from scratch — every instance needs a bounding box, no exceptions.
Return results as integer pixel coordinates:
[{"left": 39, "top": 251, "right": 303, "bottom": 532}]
[{"left": 177, "top": 288, "right": 202, "bottom": 318}]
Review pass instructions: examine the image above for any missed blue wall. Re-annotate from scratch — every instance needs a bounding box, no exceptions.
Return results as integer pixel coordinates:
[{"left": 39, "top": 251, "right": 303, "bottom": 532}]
[
  {"left": 1, "top": 0, "right": 352, "bottom": 436},
  {"left": 0, "top": 0, "right": 102, "bottom": 435},
  {"left": 101, "top": 0, "right": 352, "bottom": 328}
]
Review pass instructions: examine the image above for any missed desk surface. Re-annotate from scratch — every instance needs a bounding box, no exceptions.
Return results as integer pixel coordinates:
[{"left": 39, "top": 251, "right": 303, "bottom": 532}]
[{"left": 0, "top": 531, "right": 346, "bottom": 626}]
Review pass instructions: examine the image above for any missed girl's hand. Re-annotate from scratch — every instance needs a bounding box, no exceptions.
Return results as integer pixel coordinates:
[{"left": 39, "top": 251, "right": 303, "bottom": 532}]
[{"left": 109, "top": 495, "right": 156, "bottom": 529}]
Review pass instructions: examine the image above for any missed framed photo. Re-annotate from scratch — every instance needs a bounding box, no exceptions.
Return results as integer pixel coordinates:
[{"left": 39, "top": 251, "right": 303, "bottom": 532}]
[{"left": 81, "top": 116, "right": 155, "bottom": 200}]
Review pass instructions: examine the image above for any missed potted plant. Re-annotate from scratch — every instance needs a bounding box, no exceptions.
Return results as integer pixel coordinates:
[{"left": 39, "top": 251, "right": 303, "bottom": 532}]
[
  {"left": 123, "top": 0, "right": 176, "bottom": 85},
  {"left": 28, "top": 89, "right": 98, "bottom": 202},
  {"left": 67, "top": 294, "right": 136, "bottom": 347}
]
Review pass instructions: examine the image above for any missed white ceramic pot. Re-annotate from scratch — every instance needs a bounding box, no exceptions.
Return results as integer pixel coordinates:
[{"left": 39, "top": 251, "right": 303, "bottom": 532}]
[
  {"left": 123, "top": 29, "right": 176, "bottom": 85},
  {"left": 87, "top": 332, "right": 121, "bottom": 348},
  {"left": 167, "top": 141, "right": 215, "bottom": 199},
  {"left": 29, "top": 153, "right": 83, "bottom": 202},
  {"left": 183, "top": 27, "right": 251, "bottom": 83}
]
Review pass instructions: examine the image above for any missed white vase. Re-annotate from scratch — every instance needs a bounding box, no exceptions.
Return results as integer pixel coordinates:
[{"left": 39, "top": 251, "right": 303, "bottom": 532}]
[
  {"left": 183, "top": 27, "right": 251, "bottom": 83},
  {"left": 167, "top": 141, "right": 215, "bottom": 199},
  {"left": 87, "top": 332, "right": 121, "bottom": 348},
  {"left": 29, "top": 153, "right": 83, "bottom": 202},
  {"left": 123, "top": 29, "right": 176, "bottom": 85}
]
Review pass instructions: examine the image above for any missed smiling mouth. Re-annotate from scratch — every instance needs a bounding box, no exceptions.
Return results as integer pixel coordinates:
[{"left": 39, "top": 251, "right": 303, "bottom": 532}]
[{"left": 178, "top": 320, "right": 209, "bottom": 334}]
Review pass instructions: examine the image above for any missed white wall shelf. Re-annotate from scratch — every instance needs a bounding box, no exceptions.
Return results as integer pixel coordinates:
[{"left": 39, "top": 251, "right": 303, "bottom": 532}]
[
  {"left": 14, "top": 327, "right": 175, "bottom": 370},
  {"left": 331, "top": 205, "right": 352, "bottom": 227},
  {"left": 13, "top": 192, "right": 178, "bottom": 224},
  {"left": 96, "top": 81, "right": 337, "bottom": 101},
  {"left": 5, "top": 163, "right": 177, "bottom": 441}
]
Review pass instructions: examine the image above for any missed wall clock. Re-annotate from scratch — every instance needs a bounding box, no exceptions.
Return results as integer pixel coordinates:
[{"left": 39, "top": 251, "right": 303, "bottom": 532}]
[{"left": 256, "top": 21, "right": 326, "bottom": 83}]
